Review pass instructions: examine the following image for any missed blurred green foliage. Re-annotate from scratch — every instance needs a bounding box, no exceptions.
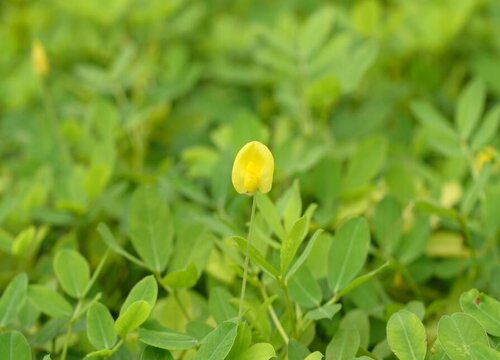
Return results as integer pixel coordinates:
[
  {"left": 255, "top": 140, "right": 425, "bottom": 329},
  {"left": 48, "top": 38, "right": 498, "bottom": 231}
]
[{"left": 1, "top": 0, "right": 500, "bottom": 359}]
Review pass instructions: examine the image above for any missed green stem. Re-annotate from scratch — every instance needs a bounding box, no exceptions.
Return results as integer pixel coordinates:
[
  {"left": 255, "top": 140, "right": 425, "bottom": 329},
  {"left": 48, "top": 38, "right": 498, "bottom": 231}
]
[
  {"left": 61, "top": 300, "right": 83, "bottom": 360},
  {"left": 238, "top": 195, "right": 257, "bottom": 320},
  {"left": 83, "top": 250, "right": 110, "bottom": 298},
  {"left": 260, "top": 286, "right": 289, "bottom": 344},
  {"left": 279, "top": 278, "right": 297, "bottom": 338}
]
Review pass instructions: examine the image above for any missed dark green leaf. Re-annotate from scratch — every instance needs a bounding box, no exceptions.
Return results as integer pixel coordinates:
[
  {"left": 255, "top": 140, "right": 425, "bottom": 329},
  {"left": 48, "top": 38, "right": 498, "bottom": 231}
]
[
  {"left": 328, "top": 217, "right": 370, "bottom": 293},
  {"left": 128, "top": 185, "right": 174, "bottom": 273},
  {"left": 0, "top": 273, "right": 28, "bottom": 326},
  {"left": 194, "top": 322, "right": 238, "bottom": 360},
  {"left": 0, "top": 331, "right": 32, "bottom": 360},
  {"left": 138, "top": 328, "right": 198, "bottom": 350},
  {"left": 87, "top": 302, "right": 117, "bottom": 349},
  {"left": 53, "top": 249, "right": 90, "bottom": 299}
]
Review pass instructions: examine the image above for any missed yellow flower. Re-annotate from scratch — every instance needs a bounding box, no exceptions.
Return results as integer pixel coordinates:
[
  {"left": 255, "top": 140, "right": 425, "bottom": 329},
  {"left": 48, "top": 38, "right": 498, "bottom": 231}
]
[
  {"left": 32, "top": 41, "right": 49, "bottom": 77},
  {"left": 232, "top": 141, "right": 274, "bottom": 195},
  {"left": 475, "top": 146, "right": 497, "bottom": 172}
]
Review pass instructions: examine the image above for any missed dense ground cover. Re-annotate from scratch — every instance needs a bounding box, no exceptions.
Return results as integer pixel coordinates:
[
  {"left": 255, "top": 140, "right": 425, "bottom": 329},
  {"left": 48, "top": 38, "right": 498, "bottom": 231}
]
[{"left": 0, "top": 0, "right": 499, "bottom": 359}]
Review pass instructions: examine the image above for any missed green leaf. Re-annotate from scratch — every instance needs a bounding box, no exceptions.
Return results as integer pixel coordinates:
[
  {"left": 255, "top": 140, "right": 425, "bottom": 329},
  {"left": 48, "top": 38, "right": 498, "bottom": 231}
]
[
  {"left": 427, "top": 341, "right": 450, "bottom": 360},
  {"left": 414, "top": 200, "right": 461, "bottom": 222},
  {"left": 411, "top": 100, "right": 457, "bottom": 139},
  {"left": 286, "top": 229, "right": 323, "bottom": 281},
  {"left": 209, "top": 287, "right": 237, "bottom": 324},
  {"left": 326, "top": 327, "right": 360, "bottom": 360},
  {"left": 128, "top": 185, "right": 174, "bottom": 273},
  {"left": 255, "top": 192, "right": 286, "bottom": 240},
  {"left": 282, "top": 180, "right": 303, "bottom": 233},
  {"left": 120, "top": 275, "right": 157, "bottom": 315},
  {"left": 194, "top": 322, "right": 238, "bottom": 360},
  {"left": 340, "top": 309, "right": 370, "bottom": 348},
  {"left": 0, "top": 272, "right": 28, "bottom": 326},
  {"left": 460, "top": 289, "right": 500, "bottom": 336},
  {"left": 161, "top": 263, "right": 198, "bottom": 289},
  {"left": 232, "top": 236, "right": 279, "bottom": 279},
  {"left": 169, "top": 226, "right": 214, "bottom": 275},
  {"left": 304, "top": 352, "right": 324, "bottom": 360},
  {"left": 138, "top": 328, "right": 199, "bottom": 350},
  {"left": 0, "top": 331, "right": 32, "bottom": 360},
  {"left": 438, "top": 313, "right": 489, "bottom": 360},
  {"left": 86, "top": 302, "right": 117, "bottom": 349},
  {"left": 233, "top": 343, "right": 276, "bottom": 360},
  {"left": 461, "top": 164, "right": 491, "bottom": 216},
  {"left": 85, "top": 349, "right": 115, "bottom": 358},
  {"left": 334, "top": 261, "right": 392, "bottom": 301},
  {"left": 280, "top": 216, "right": 308, "bottom": 274},
  {"left": 0, "top": 228, "right": 14, "bottom": 253},
  {"left": 387, "top": 310, "right": 427, "bottom": 360},
  {"left": 97, "top": 223, "right": 146, "bottom": 267},
  {"left": 342, "top": 135, "right": 387, "bottom": 192},
  {"left": 306, "top": 303, "right": 342, "bottom": 321},
  {"left": 456, "top": 78, "right": 485, "bottom": 140},
  {"left": 469, "top": 343, "right": 500, "bottom": 360},
  {"left": 373, "top": 196, "right": 403, "bottom": 254},
  {"left": 395, "top": 216, "right": 430, "bottom": 264},
  {"left": 28, "top": 285, "right": 73, "bottom": 318},
  {"left": 140, "top": 346, "right": 174, "bottom": 360},
  {"left": 11, "top": 226, "right": 37, "bottom": 257},
  {"left": 53, "top": 249, "right": 90, "bottom": 299},
  {"left": 288, "top": 265, "right": 322, "bottom": 308},
  {"left": 288, "top": 339, "right": 310, "bottom": 360},
  {"left": 225, "top": 322, "right": 251, "bottom": 359},
  {"left": 114, "top": 300, "right": 151, "bottom": 337},
  {"left": 471, "top": 104, "right": 500, "bottom": 150},
  {"left": 327, "top": 217, "right": 370, "bottom": 293},
  {"left": 299, "top": 6, "right": 335, "bottom": 59}
]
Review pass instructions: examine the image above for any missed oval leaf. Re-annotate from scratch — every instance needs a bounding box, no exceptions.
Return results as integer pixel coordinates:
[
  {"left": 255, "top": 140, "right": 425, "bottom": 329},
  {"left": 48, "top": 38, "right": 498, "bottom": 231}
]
[
  {"left": 328, "top": 217, "right": 370, "bottom": 293},
  {"left": 140, "top": 346, "right": 174, "bottom": 360},
  {"left": 161, "top": 263, "right": 198, "bottom": 289},
  {"left": 28, "top": 285, "right": 73, "bottom": 318},
  {"left": 460, "top": 288, "right": 500, "bottom": 337},
  {"left": 138, "top": 328, "right": 198, "bottom": 350},
  {"left": 307, "top": 303, "right": 342, "bottom": 321},
  {"left": 280, "top": 216, "right": 308, "bottom": 274},
  {"left": 456, "top": 78, "right": 485, "bottom": 140},
  {"left": 194, "top": 322, "right": 238, "bottom": 360},
  {"left": 53, "top": 249, "right": 90, "bottom": 299},
  {"left": 0, "top": 273, "right": 28, "bottom": 326},
  {"left": 470, "top": 343, "right": 500, "bottom": 360},
  {"left": 438, "top": 312, "right": 489, "bottom": 360},
  {"left": 304, "top": 352, "right": 324, "bottom": 360},
  {"left": 121, "top": 275, "right": 157, "bottom": 315},
  {"left": 128, "top": 185, "right": 173, "bottom": 273},
  {"left": 326, "top": 327, "right": 360, "bottom": 360},
  {"left": 0, "top": 331, "right": 32, "bottom": 360},
  {"left": 234, "top": 343, "right": 276, "bottom": 360},
  {"left": 387, "top": 310, "right": 426, "bottom": 360},
  {"left": 208, "top": 287, "right": 238, "bottom": 324},
  {"left": 87, "top": 302, "right": 117, "bottom": 349},
  {"left": 288, "top": 265, "right": 322, "bottom": 308},
  {"left": 114, "top": 300, "right": 151, "bottom": 337}
]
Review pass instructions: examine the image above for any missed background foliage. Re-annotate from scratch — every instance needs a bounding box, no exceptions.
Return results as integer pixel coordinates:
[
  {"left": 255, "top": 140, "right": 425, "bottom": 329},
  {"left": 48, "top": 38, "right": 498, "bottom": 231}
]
[{"left": 0, "top": 0, "right": 499, "bottom": 359}]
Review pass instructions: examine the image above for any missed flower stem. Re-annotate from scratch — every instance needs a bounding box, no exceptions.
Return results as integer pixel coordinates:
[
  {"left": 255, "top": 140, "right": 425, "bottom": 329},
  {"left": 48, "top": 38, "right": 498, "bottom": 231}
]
[
  {"left": 259, "top": 285, "right": 289, "bottom": 344},
  {"left": 238, "top": 195, "right": 257, "bottom": 320}
]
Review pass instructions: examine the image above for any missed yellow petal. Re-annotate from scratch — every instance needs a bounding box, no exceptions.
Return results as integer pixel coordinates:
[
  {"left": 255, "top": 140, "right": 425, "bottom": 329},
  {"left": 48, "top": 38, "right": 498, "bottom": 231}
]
[
  {"left": 31, "top": 41, "right": 49, "bottom": 77},
  {"left": 232, "top": 141, "right": 274, "bottom": 195}
]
